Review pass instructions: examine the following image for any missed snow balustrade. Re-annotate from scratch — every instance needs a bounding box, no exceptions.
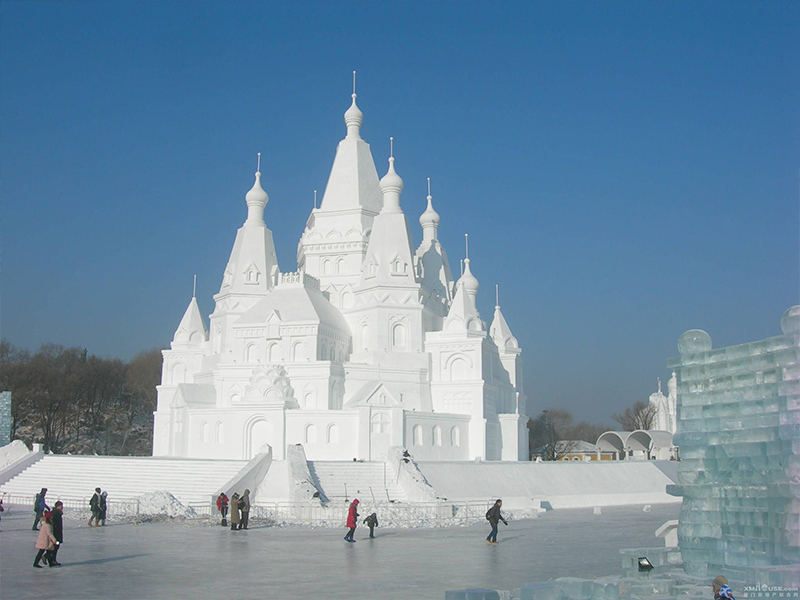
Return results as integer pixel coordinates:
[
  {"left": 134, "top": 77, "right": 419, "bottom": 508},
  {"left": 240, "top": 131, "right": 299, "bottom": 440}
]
[{"left": 595, "top": 430, "right": 675, "bottom": 461}]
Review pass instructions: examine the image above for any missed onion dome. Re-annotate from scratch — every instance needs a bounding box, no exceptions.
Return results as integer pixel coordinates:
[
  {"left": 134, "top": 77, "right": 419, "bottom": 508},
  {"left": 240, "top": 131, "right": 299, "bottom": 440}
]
[
  {"left": 458, "top": 258, "right": 479, "bottom": 300},
  {"left": 344, "top": 93, "right": 363, "bottom": 138}
]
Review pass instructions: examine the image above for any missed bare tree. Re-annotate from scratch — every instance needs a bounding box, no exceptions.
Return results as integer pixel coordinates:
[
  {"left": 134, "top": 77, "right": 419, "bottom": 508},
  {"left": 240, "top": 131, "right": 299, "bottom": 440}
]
[
  {"left": 119, "top": 348, "right": 163, "bottom": 454},
  {"left": 528, "top": 409, "right": 580, "bottom": 460},
  {"left": 612, "top": 400, "right": 657, "bottom": 431}
]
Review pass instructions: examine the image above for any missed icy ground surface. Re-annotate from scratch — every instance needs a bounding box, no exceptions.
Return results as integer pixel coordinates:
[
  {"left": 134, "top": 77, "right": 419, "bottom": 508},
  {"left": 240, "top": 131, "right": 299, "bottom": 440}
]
[{"left": 0, "top": 503, "right": 679, "bottom": 600}]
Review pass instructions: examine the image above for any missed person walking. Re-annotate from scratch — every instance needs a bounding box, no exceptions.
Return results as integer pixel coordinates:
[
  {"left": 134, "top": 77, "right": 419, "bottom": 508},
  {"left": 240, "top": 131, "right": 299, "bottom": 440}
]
[
  {"left": 50, "top": 501, "right": 64, "bottom": 566},
  {"left": 32, "top": 488, "right": 49, "bottom": 530},
  {"left": 216, "top": 493, "right": 229, "bottom": 526},
  {"left": 485, "top": 499, "right": 507, "bottom": 544},
  {"left": 88, "top": 487, "right": 102, "bottom": 527},
  {"left": 239, "top": 489, "right": 251, "bottom": 530},
  {"left": 344, "top": 498, "right": 359, "bottom": 542},
  {"left": 363, "top": 512, "right": 378, "bottom": 538},
  {"left": 33, "top": 511, "right": 58, "bottom": 568},
  {"left": 229, "top": 493, "right": 240, "bottom": 532},
  {"left": 99, "top": 491, "right": 108, "bottom": 526}
]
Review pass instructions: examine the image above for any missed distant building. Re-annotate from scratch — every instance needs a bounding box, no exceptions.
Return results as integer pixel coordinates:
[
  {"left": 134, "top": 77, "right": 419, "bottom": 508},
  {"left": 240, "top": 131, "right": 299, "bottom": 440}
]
[{"left": 648, "top": 372, "right": 677, "bottom": 434}]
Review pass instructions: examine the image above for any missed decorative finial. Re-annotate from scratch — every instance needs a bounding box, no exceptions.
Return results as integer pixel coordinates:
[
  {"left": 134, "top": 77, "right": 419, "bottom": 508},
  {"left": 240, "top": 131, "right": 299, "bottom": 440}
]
[
  {"left": 193, "top": 275, "right": 197, "bottom": 298},
  {"left": 353, "top": 70, "right": 356, "bottom": 95},
  {"left": 465, "top": 233, "right": 469, "bottom": 259},
  {"left": 390, "top": 137, "right": 394, "bottom": 159},
  {"left": 314, "top": 189, "right": 317, "bottom": 209},
  {"left": 427, "top": 177, "right": 431, "bottom": 197},
  {"left": 257, "top": 152, "right": 261, "bottom": 174},
  {"left": 495, "top": 284, "right": 499, "bottom": 308},
  {"left": 657, "top": 377, "right": 662, "bottom": 393}
]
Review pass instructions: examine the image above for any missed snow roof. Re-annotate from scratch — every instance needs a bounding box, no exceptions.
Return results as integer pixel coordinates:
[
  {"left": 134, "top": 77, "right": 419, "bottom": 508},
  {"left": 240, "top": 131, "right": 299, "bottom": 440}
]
[{"left": 234, "top": 285, "right": 351, "bottom": 336}]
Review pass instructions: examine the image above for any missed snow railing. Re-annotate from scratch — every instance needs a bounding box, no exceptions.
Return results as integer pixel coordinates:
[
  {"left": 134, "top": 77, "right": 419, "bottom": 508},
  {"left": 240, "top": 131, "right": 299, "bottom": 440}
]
[
  {"left": 1, "top": 492, "right": 143, "bottom": 520},
  {"left": 186, "top": 499, "right": 496, "bottom": 527}
]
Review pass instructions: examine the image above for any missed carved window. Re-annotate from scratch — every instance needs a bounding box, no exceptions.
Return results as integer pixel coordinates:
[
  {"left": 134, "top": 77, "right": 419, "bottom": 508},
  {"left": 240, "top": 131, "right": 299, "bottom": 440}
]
[
  {"left": 371, "top": 412, "right": 390, "bottom": 434},
  {"left": 433, "top": 425, "right": 442, "bottom": 447},
  {"left": 215, "top": 421, "right": 224, "bottom": 444},
  {"left": 305, "top": 423, "right": 317, "bottom": 444},
  {"left": 392, "top": 323, "right": 407, "bottom": 349},
  {"left": 413, "top": 424, "right": 423, "bottom": 446},
  {"left": 327, "top": 423, "right": 340, "bottom": 444},
  {"left": 450, "top": 426, "right": 460, "bottom": 447}
]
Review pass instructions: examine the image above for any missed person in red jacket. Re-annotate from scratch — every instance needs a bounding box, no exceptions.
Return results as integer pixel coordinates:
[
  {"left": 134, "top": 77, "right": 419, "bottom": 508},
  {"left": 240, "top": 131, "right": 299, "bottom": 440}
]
[
  {"left": 216, "top": 493, "right": 229, "bottom": 526},
  {"left": 344, "top": 499, "right": 359, "bottom": 543}
]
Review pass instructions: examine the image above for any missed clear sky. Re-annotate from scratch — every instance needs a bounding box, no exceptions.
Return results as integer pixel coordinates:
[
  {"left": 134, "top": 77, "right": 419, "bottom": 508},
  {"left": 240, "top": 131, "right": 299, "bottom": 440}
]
[{"left": 1, "top": 1, "right": 798, "bottom": 424}]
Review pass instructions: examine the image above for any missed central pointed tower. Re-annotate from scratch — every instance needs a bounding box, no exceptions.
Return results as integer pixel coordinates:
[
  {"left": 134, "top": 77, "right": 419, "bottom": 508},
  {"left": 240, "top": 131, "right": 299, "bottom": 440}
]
[{"left": 297, "top": 74, "right": 383, "bottom": 310}]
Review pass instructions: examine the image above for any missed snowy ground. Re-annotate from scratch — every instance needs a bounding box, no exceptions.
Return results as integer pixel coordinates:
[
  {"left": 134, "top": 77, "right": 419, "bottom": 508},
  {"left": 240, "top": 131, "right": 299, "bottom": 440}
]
[{"left": 0, "top": 503, "right": 680, "bottom": 600}]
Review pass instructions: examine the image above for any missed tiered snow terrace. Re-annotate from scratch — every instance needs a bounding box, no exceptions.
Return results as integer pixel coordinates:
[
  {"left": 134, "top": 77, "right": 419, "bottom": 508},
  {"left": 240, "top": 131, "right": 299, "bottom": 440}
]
[{"left": 0, "top": 454, "right": 247, "bottom": 505}]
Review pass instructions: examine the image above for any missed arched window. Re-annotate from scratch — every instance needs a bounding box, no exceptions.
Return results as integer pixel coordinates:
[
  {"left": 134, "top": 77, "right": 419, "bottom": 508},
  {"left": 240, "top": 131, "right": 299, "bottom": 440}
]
[
  {"left": 292, "top": 341, "right": 305, "bottom": 362},
  {"left": 215, "top": 421, "right": 224, "bottom": 444},
  {"left": 450, "top": 426, "right": 460, "bottom": 447},
  {"left": 305, "top": 424, "right": 317, "bottom": 444},
  {"left": 392, "top": 323, "right": 407, "bottom": 349},
  {"left": 336, "top": 258, "right": 345, "bottom": 274},
  {"left": 432, "top": 425, "right": 442, "bottom": 447},
  {"left": 201, "top": 421, "right": 209, "bottom": 443},
  {"left": 268, "top": 343, "right": 280, "bottom": 363},
  {"left": 327, "top": 424, "right": 340, "bottom": 444},
  {"left": 303, "top": 391, "right": 314, "bottom": 409},
  {"left": 361, "top": 323, "right": 369, "bottom": 351},
  {"left": 322, "top": 259, "right": 331, "bottom": 275},
  {"left": 171, "top": 362, "right": 186, "bottom": 384},
  {"left": 329, "top": 346, "right": 336, "bottom": 361},
  {"left": 246, "top": 344, "right": 258, "bottom": 363},
  {"left": 371, "top": 413, "right": 390, "bottom": 434},
  {"left": 413, "top": 425, "right": 423, "bottom": 446},
  {"left": 448, "top": 357, "right": 467, "bottom": 381}
]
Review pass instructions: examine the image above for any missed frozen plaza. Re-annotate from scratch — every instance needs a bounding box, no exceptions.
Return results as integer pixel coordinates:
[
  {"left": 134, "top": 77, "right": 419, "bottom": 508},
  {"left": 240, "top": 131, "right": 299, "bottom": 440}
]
[{"left": 0, "top": 503, "right": 680, "bottom": 600}]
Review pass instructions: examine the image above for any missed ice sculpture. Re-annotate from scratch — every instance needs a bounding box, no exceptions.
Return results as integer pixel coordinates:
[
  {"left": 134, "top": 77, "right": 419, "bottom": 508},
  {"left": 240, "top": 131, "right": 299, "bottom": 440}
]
[{"left": 670, "top": 305, "right": 800, "bottom": 587}]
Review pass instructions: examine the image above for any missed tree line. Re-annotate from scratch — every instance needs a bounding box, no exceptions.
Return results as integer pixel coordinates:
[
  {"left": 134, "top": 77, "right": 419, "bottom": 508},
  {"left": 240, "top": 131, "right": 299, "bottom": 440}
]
[
  {"left": 528, "top": 401, "right": 656, "bottom": 461},
  {"left": 0, "top": 341, "right": 162, "bottom": 455}
]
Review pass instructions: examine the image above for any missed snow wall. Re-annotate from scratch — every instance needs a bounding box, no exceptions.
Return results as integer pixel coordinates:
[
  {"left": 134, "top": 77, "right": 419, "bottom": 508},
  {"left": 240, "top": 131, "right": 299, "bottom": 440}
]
[{"left": 416, "top": 460, "right": 679, "bottom": 509}]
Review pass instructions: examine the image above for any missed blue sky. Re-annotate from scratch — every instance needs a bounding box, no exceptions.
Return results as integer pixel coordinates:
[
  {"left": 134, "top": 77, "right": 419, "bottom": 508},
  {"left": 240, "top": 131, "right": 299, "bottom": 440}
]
[{"left": 2, "top": 1, "right": 797, "bottom": 423}]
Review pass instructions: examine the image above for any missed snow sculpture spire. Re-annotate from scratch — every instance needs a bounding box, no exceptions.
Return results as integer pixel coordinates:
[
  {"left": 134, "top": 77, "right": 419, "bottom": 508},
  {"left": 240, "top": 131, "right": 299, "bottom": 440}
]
[
  {"left": 457, "top": 234, "right": 479, "bottom": 301},
  {"left": 344, "top": 71, "right": 363, "bottom": 140},
  {"left": 245, "top": 153, "right": 269, "bottom": 224},
  {"left": 172, "top": 294, "right": 208, "bottom": 348},
  {"left": 420, "top": 177, "right": 441, "bottom": 242},
  {"left": 490, "top": 285, "right": 518, "bottom": 352},
  {"left": 379, "top": 138, "right": 404, "bottom": 213}
]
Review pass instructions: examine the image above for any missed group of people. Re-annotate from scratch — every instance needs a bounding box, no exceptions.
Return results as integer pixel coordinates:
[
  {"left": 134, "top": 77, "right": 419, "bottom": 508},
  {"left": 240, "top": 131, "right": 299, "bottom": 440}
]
[
  {"left": 30, "top": 486, "right": 109, "bottom": 569},
  {"left": 32, "top": 496, "right": 64, "bottom": 568},
  {"left": 344, "top": 499, "right": 379, "bottom": 542},
  {"left": 88, "top": 487, "right": 108, "bottom": 526},
  {"left": 215, "top": 489, "right": 251, "bottom": 530}
]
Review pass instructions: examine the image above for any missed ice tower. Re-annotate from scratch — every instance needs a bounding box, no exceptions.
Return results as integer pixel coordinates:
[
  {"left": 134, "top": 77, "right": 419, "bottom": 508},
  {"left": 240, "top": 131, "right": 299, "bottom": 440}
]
[{"left": 669, "top": 305, "right": 800, "bottom": 587}]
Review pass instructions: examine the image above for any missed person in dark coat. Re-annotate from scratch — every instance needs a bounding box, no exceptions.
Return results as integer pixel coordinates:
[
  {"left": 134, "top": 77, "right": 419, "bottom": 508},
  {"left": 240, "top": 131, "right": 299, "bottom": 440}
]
[
  {"left": 363, "top": 512, "right": 378, "bottom": 538},
  {"left": 485, "top": 499, "right": 507, "bottom": 544},
  {"left": 344, "top": 498, "right": 359, "bottom": 542},
  {"left": 229, "top": 493, "right": 240, "bottom": 531},
  {"left": 216, "top": 493, "right": 229, "bottom": 526},
  {"left": 32, "top": 488, "right": 49, "bottom": 530},
  {"left": 99, "top": 491, "right": 108, "bottom": 525},
  {"left": 88, "top": 487, "right": 102, "bottom": 527},
  {"left": 239, "top": 489, "right": 251, "bottom": 530},
  {"left": 50, "top": 501, "right": 64, "bottom": 566}
]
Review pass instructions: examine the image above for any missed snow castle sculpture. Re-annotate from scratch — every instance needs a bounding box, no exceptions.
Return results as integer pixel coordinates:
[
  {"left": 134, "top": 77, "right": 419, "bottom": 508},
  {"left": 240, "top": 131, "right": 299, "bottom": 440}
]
[
  {"left": 648, "top": 372, "right": 677, "bottom": 434},
  {"left": 152, "top": 83, "right": 529, "bottom": 462}
]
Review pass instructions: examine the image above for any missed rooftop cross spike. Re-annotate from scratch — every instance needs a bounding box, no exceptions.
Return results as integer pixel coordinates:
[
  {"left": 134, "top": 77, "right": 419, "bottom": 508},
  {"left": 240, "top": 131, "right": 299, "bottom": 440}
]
[
  {"left": 193, "top": 274, "right": 197, "bottom": 298},
  {"left": 245, "top": 152, "right": 269, "bottom": 224},
  {"left": 379, "top": 137, "right": 403, "bottom": 212},
  {"left": 496, "top": 284, "right": 499, "bottom": 309},
  {"left": 344, "top": 71, "right": 363, "bottom": 139},
  {"left": 420, "top": 176, "right": 441, "bottom": 241}
]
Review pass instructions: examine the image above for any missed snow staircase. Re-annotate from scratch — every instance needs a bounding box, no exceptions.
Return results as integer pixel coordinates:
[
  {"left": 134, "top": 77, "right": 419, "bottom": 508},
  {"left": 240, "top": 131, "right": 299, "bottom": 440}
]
[
  {"left": 307, "top": 461, "right": 408, "bottom": 504},
  {"left": 1, "top": 455, "right": 247, "bottom": 506}
]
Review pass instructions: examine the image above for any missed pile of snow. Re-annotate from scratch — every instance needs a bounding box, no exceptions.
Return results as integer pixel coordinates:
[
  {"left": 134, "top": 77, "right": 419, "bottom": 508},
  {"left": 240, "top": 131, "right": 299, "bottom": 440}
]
[
  {"left": 114, "top": 491, "right": 196, "bottom": 521},
  {"left": 0, "top": 440, "right": 32, "bottom": 470},
  {"left": 389, "top": 446, "right": 442, "bottom": 503}
]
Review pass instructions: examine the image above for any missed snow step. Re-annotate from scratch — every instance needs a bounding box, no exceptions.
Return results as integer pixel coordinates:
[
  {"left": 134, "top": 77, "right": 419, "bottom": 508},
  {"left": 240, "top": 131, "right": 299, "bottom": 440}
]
[
  {"left": 1, "top": 455, "right": 248, "bottom": 505},
  {"left": 307, "top": 461, "right": 407, "bottom": 503}
]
